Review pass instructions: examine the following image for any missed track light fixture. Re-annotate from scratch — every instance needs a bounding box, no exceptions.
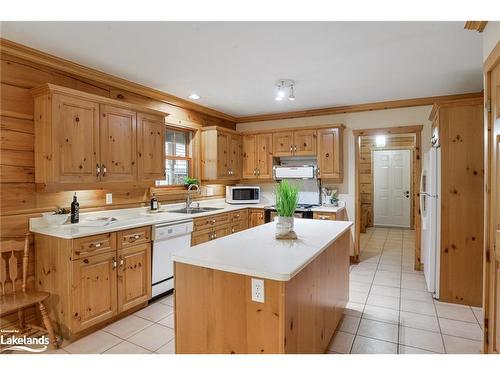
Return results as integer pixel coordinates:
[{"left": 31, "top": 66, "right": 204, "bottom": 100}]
[{"left": 275, "top": 79, "right": 296, "bottom": 102}]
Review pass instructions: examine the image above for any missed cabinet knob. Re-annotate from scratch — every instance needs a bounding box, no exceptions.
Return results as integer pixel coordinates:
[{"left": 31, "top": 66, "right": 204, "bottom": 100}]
[{"left": 112, "top": 257, "right": 117, "bottom": 270}]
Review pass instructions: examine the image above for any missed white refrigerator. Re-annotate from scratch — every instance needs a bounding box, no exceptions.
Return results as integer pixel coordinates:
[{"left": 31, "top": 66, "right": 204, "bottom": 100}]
[{"left": 420, "top": 146, "right": 440, "bottom": 299}]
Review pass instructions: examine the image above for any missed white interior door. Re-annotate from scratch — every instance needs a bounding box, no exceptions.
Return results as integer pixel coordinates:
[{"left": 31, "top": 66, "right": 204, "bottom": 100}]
[{"left": 373, "top": 149, "right": 411, "bottom": 228}]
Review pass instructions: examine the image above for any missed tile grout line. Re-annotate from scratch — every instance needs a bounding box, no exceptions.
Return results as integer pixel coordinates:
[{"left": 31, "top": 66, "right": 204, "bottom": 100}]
[
  {"left": 350, "top": 228, "right": 388, "bottom": 354},
  {"left": 396, "top": 230, "right": 404, "bottom": 354}
]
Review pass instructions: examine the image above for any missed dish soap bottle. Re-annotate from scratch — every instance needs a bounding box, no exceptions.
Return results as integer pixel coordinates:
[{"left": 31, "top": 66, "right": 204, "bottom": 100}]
[
  {"left": 70, "top": 192, "right": 79, "bottom": 223},
  {"left": 150, "top": 193, "right": 159, "bottom": 211}
]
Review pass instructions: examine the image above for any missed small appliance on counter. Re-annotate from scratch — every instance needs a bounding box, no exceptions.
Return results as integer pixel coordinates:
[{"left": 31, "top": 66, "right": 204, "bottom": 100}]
[{"left": 225, "top": 185, "right": 260, "bottom": 204}]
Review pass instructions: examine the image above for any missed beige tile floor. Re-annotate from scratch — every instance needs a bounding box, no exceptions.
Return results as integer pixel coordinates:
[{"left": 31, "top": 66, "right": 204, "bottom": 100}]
[
  {"left": 327, "top": 227, "right": 483, "bottom": 354},
  {"left": 44, "top": 227, "right": 483, "bottom": 354},
  {"left": 50, "top": 293, "right": 175, "bottom": 354}
]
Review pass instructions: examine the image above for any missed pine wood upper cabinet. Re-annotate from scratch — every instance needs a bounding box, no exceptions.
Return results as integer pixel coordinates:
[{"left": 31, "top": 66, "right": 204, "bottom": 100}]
[
  {"left": 117, "top": 243, "right": 151, "bottom": 313},
  {"left": 242, "top": 134, "right": 258, "bottom": 179},
  {"left": 71, "top": 251, "right": 118, "bottom": 333},
  {"left": 294, "top": 129, "right": 317, "bottom": 156},
  {"left": 229, "top": 134, "right": 242, "bottom": 179},
  {"left": 243, "top": 134, "right": 273, "bottom": 179},
  {"left": 48, "top": 94, "right": 100, "bottom": 184},
  {"left": 137, "top": 112, "right": 166, "bottom": 181},
  {"left": 100, "top": 105, "right": 137, "bottom": 182},
  {"left": 201, "top": 127, "right": 241, "bottom": 180},
  {"left": 317, "top": 127, "right": 343, "bottom": 181},
  {"left": 273, "top": 131, "right": 294, "bottom": 156},
  {"left": 257, "top": 134, "right": 273, "bottom": 179},
  {"left": 31, "top": 84, "right": 167, "bottom": 190},
  {"left": 272, "top": 129, "right": 317, "bottom": 157}
]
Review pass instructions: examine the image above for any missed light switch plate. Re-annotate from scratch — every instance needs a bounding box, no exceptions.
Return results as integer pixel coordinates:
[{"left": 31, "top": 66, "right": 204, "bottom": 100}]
[
  {"left": 251, "top": 278, "right": 265, "bottom": 303},
  {"left": 105, "top": 193, "right": 113, "bottom": 204}
]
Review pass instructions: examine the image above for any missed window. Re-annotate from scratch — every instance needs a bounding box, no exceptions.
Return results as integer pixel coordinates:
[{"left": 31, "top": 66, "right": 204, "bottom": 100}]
[{"left": 156, "top": 128, "right": 192, "bottom": 186}]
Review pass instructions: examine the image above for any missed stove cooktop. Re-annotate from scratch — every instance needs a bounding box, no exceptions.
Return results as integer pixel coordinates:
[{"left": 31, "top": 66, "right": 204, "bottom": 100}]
[{"left": 266, "top": 204, "right": 320, "bottom": 212}]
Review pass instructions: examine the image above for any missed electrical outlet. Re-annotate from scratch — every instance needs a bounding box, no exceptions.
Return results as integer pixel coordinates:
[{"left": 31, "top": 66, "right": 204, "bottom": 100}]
[
  {"left": 105, "top": 193, "right": 113, "bottom": 204},
  {"left": 251, "top": 278, "right": 265, "bottom": 303}
]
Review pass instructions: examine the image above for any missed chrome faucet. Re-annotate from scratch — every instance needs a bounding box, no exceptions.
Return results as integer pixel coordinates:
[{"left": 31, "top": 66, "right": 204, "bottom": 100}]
[{"left": 186, "top": 184, "right": 200, "bottom": 209}]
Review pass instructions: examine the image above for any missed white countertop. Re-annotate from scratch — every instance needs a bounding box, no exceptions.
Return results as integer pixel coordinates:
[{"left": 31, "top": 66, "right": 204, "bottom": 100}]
[
  {"left": 29, "top": 199, "right": 268, "bottom": 239},
  {"left": 172, "top": 218, "right": 352, "bottom": 281},
  {"left": 311, "top": 205, "right": 345, "bottom": 213}
]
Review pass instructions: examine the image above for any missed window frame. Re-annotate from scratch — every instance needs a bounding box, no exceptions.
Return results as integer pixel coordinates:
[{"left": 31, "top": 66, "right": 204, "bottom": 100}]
[{"left": 155, "top": 125, "right": 194, "bottom": 189}]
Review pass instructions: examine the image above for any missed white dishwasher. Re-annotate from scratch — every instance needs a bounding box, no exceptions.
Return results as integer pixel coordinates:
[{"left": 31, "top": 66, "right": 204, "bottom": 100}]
[{"left": 152, "top": 219, "right": 193, "bottom": 298}]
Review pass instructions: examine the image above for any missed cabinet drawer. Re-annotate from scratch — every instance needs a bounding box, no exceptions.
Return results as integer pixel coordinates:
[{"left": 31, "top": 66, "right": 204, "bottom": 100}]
[
  {"left": 193, "top": 213, "right": 230, "bottom": 231},
  {"left": 73, "top": 232, "right": 116, "bottom": 259},
  {"left": 230, "top": 209, "right": 247, "bottom": 222},
  {"left": 191, "top": 224, "right": 231, "bottom": 246},
  {"left": 118, "top": 226, "right": 151, "bottom": 249},
  {"left": 313, "top": 212, "right": 336, "bottom": 221},
  {"left": 230, "top": 220, "right": 248, "bottom": 234}
]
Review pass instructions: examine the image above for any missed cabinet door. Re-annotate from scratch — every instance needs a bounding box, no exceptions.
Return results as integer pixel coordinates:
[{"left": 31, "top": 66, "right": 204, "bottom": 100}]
[
  {"left": 137, "top": 112, "right": 166, "bottom": 181},
  {"left": 71, "top": 252, "right": 117, "bottom": 333},
  {"left": 100, "top": 105, "right": 137, "bottom": 182},
  {"left": 317, "top": 128, "right": 343, "bottom": 180},
  {"left": 53, "top": 94, "right": 100, "bottom": 183},
  {"left": 191, "top": 229, "right": 214, "bottom": 246},
  {"left": 256, "top": 134, "right": 273, "bottom": 179},
  {"left": 217, "top": 132, "right": 230, "bottom": 178},
  {"left": 229, "top": 135, "right": 242, "bottom": 179},
  {"left": 294, "top": 129, "right": 317, "bottom": 156},
  {"left": 117, "top": 243, "right": 151, "bottom": 313},
  {"left": 249, "top": 209, "right": 265, "bottom": 228},
  {"left": 242, "top": 135, "right": 258, "bottom": 179},
  {"left": 273, "top": 131, "right": 294, "bottom": 157}
]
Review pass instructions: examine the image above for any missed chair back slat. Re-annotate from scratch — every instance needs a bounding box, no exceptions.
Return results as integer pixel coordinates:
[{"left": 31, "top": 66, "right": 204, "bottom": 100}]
[
  {"left": 8, "top": 252, "right": 18, "bottom": 293},
  {"left": 0, "top": 255, "right": 6, "bottom": 295},
  {"left": 0, "top": 233, "right": 30, "bottom": 296}
]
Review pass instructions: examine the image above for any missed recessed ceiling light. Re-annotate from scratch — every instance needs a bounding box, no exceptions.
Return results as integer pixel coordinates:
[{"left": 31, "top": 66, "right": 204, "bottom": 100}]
[{"left": 188, "top": 93, "right": 201, "bottom": 100}]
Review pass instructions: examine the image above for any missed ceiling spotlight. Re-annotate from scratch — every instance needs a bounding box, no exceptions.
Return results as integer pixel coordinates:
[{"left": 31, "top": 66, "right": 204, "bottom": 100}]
[
  {"left": 188, "top": 93, "right": 201, "bottom": 100},
  {"left": 288, "top": 85, "right": 295, "bottom": 101},
  {"left": 275, "top": 79, "right": 296, "bottom": 102}
]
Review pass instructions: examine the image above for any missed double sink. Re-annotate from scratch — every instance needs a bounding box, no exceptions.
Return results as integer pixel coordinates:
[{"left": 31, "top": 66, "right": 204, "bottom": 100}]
[{"left": 168, "top": 207, "right": 222, "bottom": 214}]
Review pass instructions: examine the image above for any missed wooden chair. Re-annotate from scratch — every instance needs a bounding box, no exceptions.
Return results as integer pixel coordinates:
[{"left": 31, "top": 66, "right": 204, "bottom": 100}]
[{"left": 0, "top": 234, "right": 58, "bottom": 349}]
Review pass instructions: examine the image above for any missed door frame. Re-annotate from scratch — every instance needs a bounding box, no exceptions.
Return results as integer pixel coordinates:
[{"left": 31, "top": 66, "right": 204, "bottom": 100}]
[
  {"left": 372, "top": 148, "right": 413, "bottom": 228},
  {"left": 483, "top": 40, "right": 500, "bottom": 354},
  {"left": 353, "top": 125, "right": 423, "bottom": 270}
]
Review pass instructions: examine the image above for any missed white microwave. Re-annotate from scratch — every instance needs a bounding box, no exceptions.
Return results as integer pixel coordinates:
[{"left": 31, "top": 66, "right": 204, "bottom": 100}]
[{"left": 225, "top": 186, "right": 260, "bottom": 204}]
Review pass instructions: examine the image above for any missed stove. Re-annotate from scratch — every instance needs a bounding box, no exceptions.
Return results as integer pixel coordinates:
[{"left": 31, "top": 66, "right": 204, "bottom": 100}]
[{"left": 264, "top": 204, "right": 320, "bottom": 222}]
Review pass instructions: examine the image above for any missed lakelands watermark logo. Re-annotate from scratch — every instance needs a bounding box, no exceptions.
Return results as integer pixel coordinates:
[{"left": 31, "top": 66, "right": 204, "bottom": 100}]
[{"left": 0, "top": 329, "right": 49, "bottom": 353}]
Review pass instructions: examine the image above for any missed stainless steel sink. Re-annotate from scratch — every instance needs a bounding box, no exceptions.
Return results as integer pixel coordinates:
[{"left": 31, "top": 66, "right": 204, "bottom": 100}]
[{"left": 168, "top": 207, "right": 222, "bottom": 214}]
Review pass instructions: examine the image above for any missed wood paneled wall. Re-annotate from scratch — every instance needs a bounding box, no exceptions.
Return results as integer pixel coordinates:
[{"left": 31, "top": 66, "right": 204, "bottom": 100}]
[
  {"left": 0, "top": 50, "right": 234, "bottom": 329},
  {"left": 359, "top": 135, "right": 415, "bottom": 227}
]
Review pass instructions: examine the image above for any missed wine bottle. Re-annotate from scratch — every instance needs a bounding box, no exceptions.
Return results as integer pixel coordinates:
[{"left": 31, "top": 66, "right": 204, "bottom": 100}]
[{"left": 70, "top": 192, "right": 79, "bottom": 223}]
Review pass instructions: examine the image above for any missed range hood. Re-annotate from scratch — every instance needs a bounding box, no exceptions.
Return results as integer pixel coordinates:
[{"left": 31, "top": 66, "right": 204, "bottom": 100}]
[{"left": 273, "top": 165, "right": 316, "bottom": 180}]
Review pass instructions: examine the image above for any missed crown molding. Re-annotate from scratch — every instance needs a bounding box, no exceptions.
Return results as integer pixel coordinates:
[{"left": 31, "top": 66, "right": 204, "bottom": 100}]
[
  {"left": 464, "top": 21, "right": 488, "bottom": 32},
  {"left": 0, "top": 38, "right": 237, "bottom": 122},
  {"left": 236, "top": 92, "right": 484, "bottom": 123}
]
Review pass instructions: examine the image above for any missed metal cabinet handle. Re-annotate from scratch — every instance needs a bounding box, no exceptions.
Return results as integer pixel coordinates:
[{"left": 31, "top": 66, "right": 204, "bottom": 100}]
[
  {"left": 294, "top": 145, "right": 297, "bottom": 152},
  {"left": 318, "top": 216, "right": 330, "bottom": 220},
  {"left": 290, "top": 145, "right": 293, "bottom": 152},
  {"left": 213, "top": 233, "right": 217, "bottom": 239},
  {"left": 96, "top": 164, "right": 101, "bottom": 177},
  {"left": 231, "top": 228, "right": 235, "bottom": 233},
  {"left": 102, "top": 164, "right": 107, "bottom": 176},
  {"left": 90, "top": 242, "right": 103, "bottom": 248},
  {"left": 253, "top": 168, "right": 257, "bottom": 176},
  {"left": 112, "top": 257, "right": 117, "bottom": 270},
  {"left": 119, "top": 256, "right": 124, "bottom": 268},
  {"left": 316, "top": 168, "right": 320, "bottom": 178}
]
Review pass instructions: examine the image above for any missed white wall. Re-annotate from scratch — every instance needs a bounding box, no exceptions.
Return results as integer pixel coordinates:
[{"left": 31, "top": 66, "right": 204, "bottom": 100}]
[
  {"left": 237, "top": 106, "right": 433, "bottom": 224},
  {"left": 483, "top": 21, "right": 500, "bottom": 61}
]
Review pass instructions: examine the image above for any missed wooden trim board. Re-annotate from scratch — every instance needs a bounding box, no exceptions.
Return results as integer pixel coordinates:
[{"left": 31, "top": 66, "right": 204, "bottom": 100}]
[
  {"left": 464, "top": 21, "right": 488, "bottom": 32},
  {"left": 354, "top": 125, "right": 422, "bottom": 270},
  {"left": 236, "top": 93, "right": 483, "bottom": 123}
]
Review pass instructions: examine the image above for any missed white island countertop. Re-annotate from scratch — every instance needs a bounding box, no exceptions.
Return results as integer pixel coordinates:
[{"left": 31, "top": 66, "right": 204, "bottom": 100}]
[{"left": 172, "top": 218, "right": 353, "bottom": 281}]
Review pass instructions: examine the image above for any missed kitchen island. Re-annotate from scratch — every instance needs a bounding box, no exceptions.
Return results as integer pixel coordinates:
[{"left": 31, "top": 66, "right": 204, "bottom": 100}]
[{"left": 172, "top": 218, "right": 353, "bottom": 354}]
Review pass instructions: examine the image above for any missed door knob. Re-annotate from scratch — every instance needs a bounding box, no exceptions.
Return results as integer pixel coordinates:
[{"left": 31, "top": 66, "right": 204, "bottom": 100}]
[{"left": 404, "top": 191, "right": 410, "bottom": 198}]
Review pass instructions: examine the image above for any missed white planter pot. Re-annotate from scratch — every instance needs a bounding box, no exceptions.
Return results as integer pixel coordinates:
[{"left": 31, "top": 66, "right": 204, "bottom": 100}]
[{"left": 276, "top": 216, "right": 294, "bottom": 236}]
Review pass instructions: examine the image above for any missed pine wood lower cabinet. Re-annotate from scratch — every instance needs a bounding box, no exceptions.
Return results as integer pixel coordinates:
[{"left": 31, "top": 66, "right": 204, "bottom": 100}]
[
  {"left": 174, "top": 228, "right": 350, "bottom": 353},
  {"left": 35, "top": 226, "right": 152, "bottom": 339},
  {"left": 313, "top": 209, "right": 345, "bottom": 221},
  {"left": 191, "top": 209, "right": 248, "bottom": 246},
  {"left": 248, "top": 208, "right": 265, "bottom": 228}
]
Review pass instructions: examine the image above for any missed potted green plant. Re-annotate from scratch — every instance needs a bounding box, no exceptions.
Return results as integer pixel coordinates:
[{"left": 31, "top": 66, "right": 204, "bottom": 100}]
[
  {"left": 183, "top": 176, "right": 199, "bottom": 187},
  {"left": 275, "top": 180, "right": 299, "bottom": 237}
]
